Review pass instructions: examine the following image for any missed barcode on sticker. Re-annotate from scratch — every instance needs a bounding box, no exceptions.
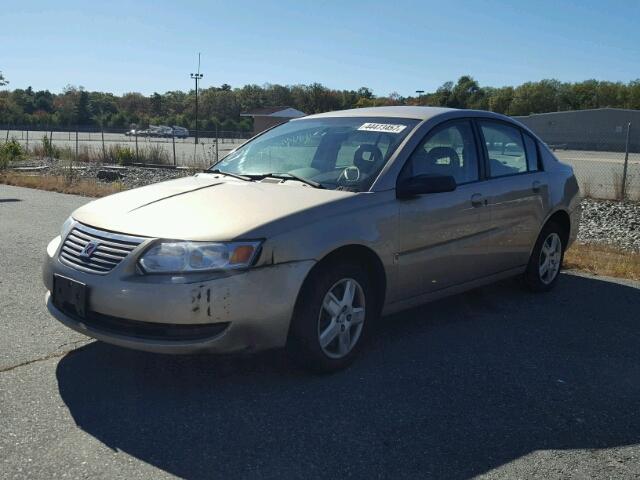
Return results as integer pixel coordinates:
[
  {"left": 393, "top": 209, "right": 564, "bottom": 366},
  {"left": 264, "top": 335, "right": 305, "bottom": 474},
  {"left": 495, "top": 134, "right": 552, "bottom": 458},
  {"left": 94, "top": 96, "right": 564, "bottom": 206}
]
[{"left": 357, "top": 123, "right": 407, "bottom": 134}]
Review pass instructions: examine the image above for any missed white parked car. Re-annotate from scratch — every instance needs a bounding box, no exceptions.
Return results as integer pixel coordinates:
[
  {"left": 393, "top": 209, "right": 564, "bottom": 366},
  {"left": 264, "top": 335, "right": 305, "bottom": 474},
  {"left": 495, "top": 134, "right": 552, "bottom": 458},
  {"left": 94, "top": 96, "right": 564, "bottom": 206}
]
[{"left": 172, "top": 126, "right": 189, "bottom": 138}]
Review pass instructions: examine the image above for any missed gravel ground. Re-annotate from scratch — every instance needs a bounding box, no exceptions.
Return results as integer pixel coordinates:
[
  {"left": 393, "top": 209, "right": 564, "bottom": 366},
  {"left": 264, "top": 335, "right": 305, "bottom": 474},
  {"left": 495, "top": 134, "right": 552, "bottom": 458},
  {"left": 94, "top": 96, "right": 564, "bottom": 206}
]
[
  {"left": 8, "top": 159, "right": 640, "bottom": 251},
  {"left": 578, "top": 198, "right": 640, "bottom": 251},
  {"left": 11, "top": 158, "right": 194, "bottom": 189}
]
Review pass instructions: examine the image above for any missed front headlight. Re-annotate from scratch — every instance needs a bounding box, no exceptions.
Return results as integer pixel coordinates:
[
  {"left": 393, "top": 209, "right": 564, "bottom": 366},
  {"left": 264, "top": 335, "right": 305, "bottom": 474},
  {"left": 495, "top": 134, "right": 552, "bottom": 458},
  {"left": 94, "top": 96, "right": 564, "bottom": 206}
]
[
  {"left": 138, "top": 241, "right": 262, "bottom": 274},
  {"left": 61, "top": 216, "right": 75, "bottom": 238}
]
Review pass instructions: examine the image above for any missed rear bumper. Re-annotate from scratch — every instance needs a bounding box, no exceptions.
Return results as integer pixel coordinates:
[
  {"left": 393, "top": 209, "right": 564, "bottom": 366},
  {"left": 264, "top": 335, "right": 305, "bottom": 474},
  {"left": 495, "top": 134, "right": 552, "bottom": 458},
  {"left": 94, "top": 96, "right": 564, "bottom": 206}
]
[
  {"left": 568, "top": 199, "right": 581, "bottom": 249},
  {"left": 43, "top": 236, "right": 315, "bottom": 354}
]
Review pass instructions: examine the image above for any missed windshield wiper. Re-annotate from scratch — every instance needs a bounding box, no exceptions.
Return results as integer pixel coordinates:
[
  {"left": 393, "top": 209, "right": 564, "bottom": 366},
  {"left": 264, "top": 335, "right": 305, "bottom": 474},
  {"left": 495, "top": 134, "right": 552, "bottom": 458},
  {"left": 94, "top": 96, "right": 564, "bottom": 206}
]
[
  {"left": 209, "top": 169, "right": 253, "bottom": 182},
  {"left": 258, "top": 172, "right": 325, "bottom": 189}
]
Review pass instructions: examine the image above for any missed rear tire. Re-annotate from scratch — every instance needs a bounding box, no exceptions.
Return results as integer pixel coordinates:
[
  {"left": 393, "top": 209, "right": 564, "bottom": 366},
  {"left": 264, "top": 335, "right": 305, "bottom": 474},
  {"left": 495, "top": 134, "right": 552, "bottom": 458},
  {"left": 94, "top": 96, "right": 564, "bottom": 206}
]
[
  {"left": 524, "top": 221, "right": 565, "bottom": 292},
  {"left": 287, "top": 261, "right": 372, "bottom": 373}
]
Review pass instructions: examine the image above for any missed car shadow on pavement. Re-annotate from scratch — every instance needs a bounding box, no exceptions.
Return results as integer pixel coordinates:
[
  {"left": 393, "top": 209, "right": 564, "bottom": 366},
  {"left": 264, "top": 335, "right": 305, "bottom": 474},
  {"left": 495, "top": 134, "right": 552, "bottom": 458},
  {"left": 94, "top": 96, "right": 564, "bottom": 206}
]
[{"left": 56, "top": 273, "right": 640, "bottom": 479}]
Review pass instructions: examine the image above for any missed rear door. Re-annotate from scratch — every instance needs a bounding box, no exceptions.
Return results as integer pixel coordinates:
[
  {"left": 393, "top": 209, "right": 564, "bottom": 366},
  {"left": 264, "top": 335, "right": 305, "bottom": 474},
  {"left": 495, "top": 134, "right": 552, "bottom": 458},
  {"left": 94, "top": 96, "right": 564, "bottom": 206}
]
[
  {"left": 395, "top": 119, "right": 496, "bottom": 299},
  {"left": 476, "top": 120, "right": 547, "bottom": 272}
]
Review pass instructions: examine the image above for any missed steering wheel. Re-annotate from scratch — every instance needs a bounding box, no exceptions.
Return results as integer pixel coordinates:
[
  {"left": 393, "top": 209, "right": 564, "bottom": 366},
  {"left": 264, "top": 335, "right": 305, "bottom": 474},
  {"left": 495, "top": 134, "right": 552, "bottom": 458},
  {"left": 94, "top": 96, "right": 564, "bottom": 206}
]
[{"left": 337, "top": 165, "right": 361, "bottom": 185}]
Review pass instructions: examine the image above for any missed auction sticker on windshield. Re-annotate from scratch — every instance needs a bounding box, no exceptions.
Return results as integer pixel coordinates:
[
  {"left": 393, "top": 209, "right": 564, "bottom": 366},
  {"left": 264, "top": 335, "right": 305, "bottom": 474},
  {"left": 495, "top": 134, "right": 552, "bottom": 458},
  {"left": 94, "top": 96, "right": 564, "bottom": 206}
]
[{"left": 357, "top": 123, "right": 407, "bottom": 134}]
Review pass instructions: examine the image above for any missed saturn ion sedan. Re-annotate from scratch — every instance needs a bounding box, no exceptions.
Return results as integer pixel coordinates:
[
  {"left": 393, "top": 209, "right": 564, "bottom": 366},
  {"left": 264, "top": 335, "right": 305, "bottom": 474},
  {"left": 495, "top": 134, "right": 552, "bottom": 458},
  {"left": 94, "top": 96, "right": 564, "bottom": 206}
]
[{"left": 43, "top": 106, "right": 580, "bottom": 372}]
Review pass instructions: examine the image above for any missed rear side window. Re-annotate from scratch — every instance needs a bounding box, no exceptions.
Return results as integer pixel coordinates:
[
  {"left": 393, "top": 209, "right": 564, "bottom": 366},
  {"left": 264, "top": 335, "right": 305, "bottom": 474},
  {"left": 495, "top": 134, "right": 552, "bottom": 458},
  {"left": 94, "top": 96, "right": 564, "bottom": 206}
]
[
  {"left": 523, "top": 133, "right": 539, "bottom": 171},
  {"left": 479, "top": 121, "right": 527, "bottom": 177}
]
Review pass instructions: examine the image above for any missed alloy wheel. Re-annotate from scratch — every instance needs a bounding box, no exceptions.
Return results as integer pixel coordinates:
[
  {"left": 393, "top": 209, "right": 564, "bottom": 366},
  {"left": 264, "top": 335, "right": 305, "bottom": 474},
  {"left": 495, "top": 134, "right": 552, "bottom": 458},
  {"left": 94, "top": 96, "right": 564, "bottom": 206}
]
[
  {"left": 539, "top": 232, "right": 562, "bottom": 285},
  {"left": 317, "top": 278, "right": 366, "bottom": 359}
]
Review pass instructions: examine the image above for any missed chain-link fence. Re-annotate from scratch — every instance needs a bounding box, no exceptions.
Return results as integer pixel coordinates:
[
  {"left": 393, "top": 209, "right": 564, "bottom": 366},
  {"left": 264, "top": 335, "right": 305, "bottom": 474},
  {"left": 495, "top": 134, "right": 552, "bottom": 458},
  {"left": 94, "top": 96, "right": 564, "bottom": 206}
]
[
  {"left": 0, "top": 126, "right": 251, "bottom": 169},
  {"left": 2, "top": 121, "right": 639, "bottom": 201},
  {"left": 529, "top": 122, "right": 639, "bottom": 201}
]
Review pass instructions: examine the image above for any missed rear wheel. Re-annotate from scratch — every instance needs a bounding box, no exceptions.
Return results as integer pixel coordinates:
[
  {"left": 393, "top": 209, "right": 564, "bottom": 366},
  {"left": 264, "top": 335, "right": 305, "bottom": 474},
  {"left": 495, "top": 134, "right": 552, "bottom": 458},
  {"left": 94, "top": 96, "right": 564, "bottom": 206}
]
[
  {"left": 287, "top": 262, "right": 371, "bottom": 373},
  {"left": 524, "top": 222, "right": 565, "bottom": 292}
]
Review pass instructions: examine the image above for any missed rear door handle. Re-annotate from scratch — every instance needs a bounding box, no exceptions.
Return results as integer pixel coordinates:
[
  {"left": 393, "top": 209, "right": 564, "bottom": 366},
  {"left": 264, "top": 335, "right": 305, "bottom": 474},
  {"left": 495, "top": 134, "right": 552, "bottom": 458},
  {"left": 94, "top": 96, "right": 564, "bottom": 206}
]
[
  {"left": 532, "top": 180, "right": 542, "bottom": 192},
  {"left": 471, "top": 193, "right": 485, "bottom": 207}
]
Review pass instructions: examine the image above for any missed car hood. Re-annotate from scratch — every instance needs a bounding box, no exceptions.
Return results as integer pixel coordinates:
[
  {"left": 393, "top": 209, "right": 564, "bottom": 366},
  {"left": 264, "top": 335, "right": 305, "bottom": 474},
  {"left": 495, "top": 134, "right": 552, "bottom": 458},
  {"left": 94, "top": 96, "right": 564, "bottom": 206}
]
[{"left": 72, "top": 173, "right": 355, "bottom": 241}]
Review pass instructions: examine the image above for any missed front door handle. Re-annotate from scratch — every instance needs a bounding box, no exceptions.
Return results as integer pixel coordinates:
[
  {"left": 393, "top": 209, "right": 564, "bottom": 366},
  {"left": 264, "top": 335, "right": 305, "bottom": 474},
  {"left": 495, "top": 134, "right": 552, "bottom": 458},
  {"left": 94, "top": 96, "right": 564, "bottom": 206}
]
[
  {"left": 532, "top": 180, "right": 542, "bottom": 192},
  {"left": 471, "top": 193, "right": 485, "bottom": 207}
]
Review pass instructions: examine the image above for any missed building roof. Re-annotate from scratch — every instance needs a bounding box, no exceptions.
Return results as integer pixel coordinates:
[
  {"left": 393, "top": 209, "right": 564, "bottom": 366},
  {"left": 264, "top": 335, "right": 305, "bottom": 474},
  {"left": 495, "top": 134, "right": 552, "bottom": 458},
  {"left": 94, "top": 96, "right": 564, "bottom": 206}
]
[
  {"left": 514, "top": 107, "right": 640, "bottom": 119},
  {"left": 240, "top": 106, "right": 306, "bottom": 118},
  {"left": 303, "top": 106, "right": 456, "bottom": 121}
]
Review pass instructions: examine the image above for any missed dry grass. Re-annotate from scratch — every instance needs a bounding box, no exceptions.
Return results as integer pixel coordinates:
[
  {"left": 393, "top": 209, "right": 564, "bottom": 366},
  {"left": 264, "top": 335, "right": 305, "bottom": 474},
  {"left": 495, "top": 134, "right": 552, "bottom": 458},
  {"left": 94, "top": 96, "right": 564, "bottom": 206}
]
[
  {"left": 0, "top": 172, "right": 123, "bottom": 197},
  {"left": 564, "top": 242, "right": 640, "bottom": 281}
]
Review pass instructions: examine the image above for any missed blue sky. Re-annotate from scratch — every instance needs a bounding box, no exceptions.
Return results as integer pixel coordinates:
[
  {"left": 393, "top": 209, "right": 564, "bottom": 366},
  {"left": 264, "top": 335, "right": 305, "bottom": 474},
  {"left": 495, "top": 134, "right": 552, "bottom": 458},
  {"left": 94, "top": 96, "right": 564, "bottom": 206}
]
[{"left": 1, "top": 0, "right": 638, "bottom": 96}]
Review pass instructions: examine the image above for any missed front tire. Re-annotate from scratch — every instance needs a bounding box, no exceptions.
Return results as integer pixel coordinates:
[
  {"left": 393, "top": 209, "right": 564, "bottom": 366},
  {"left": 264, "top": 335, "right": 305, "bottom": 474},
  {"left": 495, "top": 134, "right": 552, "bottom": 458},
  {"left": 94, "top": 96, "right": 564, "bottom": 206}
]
[
  {"left": 524, "top": 221, "right": 565, "bottom": 292},
  {"left": 287, "top": 262, "right": 372, "bottom": 373}
]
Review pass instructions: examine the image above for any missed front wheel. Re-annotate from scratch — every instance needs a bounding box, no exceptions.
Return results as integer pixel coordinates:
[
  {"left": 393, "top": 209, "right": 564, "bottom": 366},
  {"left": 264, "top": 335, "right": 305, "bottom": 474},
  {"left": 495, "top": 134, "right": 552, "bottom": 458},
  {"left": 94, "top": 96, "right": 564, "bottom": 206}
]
[
  {"left": 287, "top": 262, "right": 371, "bottom": 373},
  {"left": 524, "top": 222, "right": 565, "bottom": 292}
]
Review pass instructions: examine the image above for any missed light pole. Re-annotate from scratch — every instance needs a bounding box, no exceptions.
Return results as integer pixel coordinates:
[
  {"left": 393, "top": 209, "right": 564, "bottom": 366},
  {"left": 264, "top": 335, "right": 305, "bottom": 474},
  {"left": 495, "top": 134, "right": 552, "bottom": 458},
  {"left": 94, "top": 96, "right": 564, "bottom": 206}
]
[
  {"left": 190, "top": 53, "right": 203, "bottom": 145},
  {"left": 415, "top": 90, "right": 424, "bottom": 105}
]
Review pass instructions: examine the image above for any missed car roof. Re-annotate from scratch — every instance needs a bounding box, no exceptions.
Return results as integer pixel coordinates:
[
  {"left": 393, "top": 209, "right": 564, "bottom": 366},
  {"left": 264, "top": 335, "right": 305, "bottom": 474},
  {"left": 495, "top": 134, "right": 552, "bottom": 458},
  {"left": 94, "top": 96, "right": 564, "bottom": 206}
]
[
  {"left": 302, "top": 106, "right": 456, "bottom": 121},
  {"left": 299, "top": 106, "right": 534, "bottom": 135}
]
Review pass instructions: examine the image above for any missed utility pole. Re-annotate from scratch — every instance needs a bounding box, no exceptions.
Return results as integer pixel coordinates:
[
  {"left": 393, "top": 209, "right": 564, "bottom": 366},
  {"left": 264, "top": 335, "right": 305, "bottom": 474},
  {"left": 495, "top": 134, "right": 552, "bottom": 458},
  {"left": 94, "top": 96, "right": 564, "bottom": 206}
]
[
  {"left": 190, "top": 53, "right": 204, "bottom": 146},
  {"left": 415, "top": 90, "right": 425, "bottom": 106}
]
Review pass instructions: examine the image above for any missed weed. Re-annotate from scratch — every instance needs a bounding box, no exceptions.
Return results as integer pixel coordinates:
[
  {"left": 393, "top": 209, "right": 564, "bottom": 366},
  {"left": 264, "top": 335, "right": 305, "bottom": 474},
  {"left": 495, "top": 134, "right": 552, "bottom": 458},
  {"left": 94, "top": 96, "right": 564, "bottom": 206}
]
[
  {"left": 564, "top": 242, "right": 640, "bottom": 280},
  {"left": 0, "top": 172, "right": 122, "bottom": 197},
  {"left": 141, "top": 143, "right": 171, "bottom": 165},
  {"left": 0, "top": 138, "right": 25, "bottom": 169}
]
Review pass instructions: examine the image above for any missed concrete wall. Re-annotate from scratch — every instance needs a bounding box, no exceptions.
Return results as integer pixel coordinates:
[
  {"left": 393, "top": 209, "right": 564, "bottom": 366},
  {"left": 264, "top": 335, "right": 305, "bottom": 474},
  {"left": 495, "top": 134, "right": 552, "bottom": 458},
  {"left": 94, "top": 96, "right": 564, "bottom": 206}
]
[{"left": 514, "top": 109, "right": 640, "bottom": 152}]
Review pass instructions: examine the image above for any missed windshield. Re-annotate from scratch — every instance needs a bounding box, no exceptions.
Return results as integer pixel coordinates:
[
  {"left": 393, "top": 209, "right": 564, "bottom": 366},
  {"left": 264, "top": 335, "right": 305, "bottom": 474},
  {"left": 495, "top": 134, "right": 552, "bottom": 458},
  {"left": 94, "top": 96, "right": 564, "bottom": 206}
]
[{"left": 211, "top": 116, "right": 420, "bottom": 191}]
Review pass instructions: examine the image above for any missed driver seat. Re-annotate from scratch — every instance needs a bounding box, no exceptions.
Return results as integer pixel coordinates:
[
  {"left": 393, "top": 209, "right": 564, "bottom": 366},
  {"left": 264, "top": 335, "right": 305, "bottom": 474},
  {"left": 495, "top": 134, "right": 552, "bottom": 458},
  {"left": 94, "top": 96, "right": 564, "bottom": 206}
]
[{"left": 353, "top": 144, "right": 384, "bottom": 174}]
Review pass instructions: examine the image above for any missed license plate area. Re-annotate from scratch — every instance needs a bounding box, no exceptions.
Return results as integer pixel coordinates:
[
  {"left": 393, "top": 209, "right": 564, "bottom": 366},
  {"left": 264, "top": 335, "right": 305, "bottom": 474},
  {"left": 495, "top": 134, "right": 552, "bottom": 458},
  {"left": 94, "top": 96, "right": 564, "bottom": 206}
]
[{"left": 53, "top": 274, "right": 88, "bottom": 318}]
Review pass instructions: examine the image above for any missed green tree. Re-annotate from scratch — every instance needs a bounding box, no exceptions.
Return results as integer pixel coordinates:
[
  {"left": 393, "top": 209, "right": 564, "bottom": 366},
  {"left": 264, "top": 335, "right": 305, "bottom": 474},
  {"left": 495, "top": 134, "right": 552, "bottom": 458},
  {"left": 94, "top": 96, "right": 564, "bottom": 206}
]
[
  {"left": 34, "top": 90, "right": 54, "bottom": 113},
  {"left": 1, "top": 77, "right": 637, "bottom": 129},
  {"left": 487, "top": 86, "right": 514, "bottom": 113},
  {"left": 509, "top": 80, "right": 560, "bottom": 115},
  {"left": 221, "top": 118, "right": 237, "bottom": 132},
  {"left": 263, "top": 83, "right": 293, "bottom": 107},
  {"left": 150, "top": 92, "right": 163, "bottom": 116},
  {"left": 629, "top": 80, "right": 640, "bottom": 109},
  {"left": 357, "top": 87, "right": 373, "bottom": 100},
  {"left": 448, "top": 76, "right": 484, "bottom": 109},
  {"left": 235, "top": 84, "right": 266, "bottom": 111},
  {"left": 432, "top": 81, "right": 453, "bottom": 106},
  {"left": 75, "top": 89, "right": 92, "bottom": 125}
]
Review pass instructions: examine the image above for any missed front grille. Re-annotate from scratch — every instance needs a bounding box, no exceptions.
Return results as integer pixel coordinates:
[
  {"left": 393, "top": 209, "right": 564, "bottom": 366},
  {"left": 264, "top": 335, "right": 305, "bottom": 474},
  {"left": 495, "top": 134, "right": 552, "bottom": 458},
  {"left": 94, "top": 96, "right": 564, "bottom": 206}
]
[{"left": 59, "top": 223, "right": 146, "bottom": 274}]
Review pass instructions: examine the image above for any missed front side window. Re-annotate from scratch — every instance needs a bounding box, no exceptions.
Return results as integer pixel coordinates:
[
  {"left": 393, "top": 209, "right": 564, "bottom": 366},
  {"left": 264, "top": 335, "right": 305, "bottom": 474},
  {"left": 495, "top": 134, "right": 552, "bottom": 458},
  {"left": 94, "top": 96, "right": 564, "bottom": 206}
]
[
  {"left": 479, "top": 121, "right": 527, "bottom": 177},
  {"left": 213, "top": 117, "right": 419, "bottom": 191},
  {"left": 402, "top": 120, "right": 479, "bottom": 184}
]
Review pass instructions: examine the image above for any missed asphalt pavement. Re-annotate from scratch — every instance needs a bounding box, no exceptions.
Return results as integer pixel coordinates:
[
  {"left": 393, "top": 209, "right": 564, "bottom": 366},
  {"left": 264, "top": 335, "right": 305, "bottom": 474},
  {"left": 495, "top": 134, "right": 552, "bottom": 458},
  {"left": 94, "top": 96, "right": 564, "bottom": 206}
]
[{"left": 1, "top": 184, "right": 640, "bottom": 479}]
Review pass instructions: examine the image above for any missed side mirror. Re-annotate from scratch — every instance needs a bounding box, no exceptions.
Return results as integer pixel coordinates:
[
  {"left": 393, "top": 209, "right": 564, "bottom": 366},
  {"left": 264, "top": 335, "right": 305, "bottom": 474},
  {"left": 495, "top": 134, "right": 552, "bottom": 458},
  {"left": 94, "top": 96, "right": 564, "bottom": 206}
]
[{"left": 396, "top": 174, "right": 457, "bottom": 199}]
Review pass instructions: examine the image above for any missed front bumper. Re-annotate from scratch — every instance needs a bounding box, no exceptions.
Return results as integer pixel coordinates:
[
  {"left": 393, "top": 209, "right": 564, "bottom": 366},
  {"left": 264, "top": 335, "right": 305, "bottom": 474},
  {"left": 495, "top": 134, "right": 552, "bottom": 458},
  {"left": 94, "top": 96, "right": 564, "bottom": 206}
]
[{"left": 43, "top": 236, "right": 315, "bottom": 354}]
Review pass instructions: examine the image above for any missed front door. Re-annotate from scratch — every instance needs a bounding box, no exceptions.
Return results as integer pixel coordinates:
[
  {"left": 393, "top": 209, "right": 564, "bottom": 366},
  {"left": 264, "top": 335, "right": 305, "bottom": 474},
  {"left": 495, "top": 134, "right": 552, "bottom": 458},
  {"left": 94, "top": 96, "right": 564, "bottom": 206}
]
[{"left": 395, "top": 120, "right": 495, "bottom": 299}]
